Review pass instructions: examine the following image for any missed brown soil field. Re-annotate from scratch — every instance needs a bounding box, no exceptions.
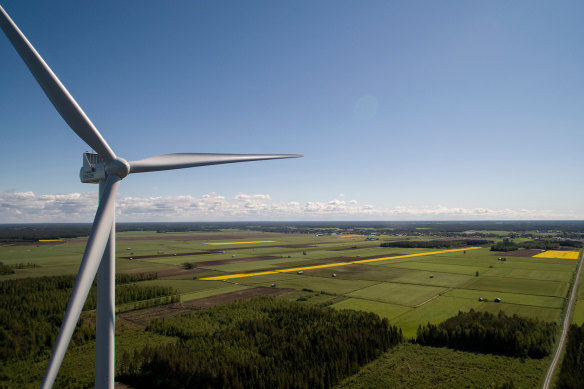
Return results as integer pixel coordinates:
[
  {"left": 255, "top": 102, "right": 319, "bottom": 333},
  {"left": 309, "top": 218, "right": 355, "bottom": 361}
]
[
  {"left": 324, "top": 256, "right": 354, "bottom": 262},
  {"left": 121, "top": 251, "right": 212, "bottom": 260},
  {"left": 156, "top": 267, "right": 205, "bottom": 278},
  {"left": 3, "top": 240, "right": 67, "bottom": 246},
  {"left": 316, "top": 254, "right": 401, "bottom": 263},
  {"left": 152, "top": 256, "right": 281, "bottom": 277},
  {"left": 117, "top": 287, "right": 294, "bottom": 329},
  {"left": 121, "top": 244, "right": 318, "bottom": 260},
  {"left": 360, "top": 253, "right": 404, "bottom": 259},
  {"left": 496, "top": 249, "right": 544, "bottom": 257},
  {"left": 277, "top": 244, "right": 316, "bottom": 248},
  {"left": 198, "top": 255, "right": 281, "bottom": 267},
  {"left": 328, "top": 245, "right": 380, "bottom": 251}
]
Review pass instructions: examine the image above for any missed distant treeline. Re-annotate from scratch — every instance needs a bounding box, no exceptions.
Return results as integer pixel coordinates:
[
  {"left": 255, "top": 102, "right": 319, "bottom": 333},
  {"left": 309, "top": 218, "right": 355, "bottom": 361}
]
[
  {"left": 416, "top": 310, "right": 555, "bottom": 359},
  {"left": 380, "top": 239, "right": 490, "bottom": 249},
  {"left": 0, "top": 273, "right": 177, "bottom": 362},
  {"left": 557, "top": 324, "right": 584, "bottom": 388},
  {"left": 3, "top": 220, "right": 584, "bottom": 241},
  {"left": 0, "top": 223, "right": 223, "bottom": 242},
  {"left": 490, "top": 238, "right": 582, "bottom": 252},
  {"left": 119, "top": 298, "right": 403, "bottom": 389}
]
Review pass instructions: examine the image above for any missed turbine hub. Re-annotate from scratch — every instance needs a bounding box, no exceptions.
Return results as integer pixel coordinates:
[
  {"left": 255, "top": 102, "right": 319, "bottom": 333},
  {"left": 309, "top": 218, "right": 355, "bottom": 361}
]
[{"left": 105, "top": 157, "right": 130, "bottom": 179}]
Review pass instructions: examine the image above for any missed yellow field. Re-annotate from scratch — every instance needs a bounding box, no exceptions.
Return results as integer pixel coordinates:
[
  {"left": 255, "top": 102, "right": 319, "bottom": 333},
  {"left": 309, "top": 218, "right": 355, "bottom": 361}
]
[
  {"left": 340, "top": 235, "right": 365, "bottom": 238},
  {"left": 206, "top": 241, "right": 275, "bottom": 246},
  {"left": 200, "top": 247, "right": 482, "bottom": 281},
  {"left": 533, "top": 250, "right": 580, "bottom": 259}
]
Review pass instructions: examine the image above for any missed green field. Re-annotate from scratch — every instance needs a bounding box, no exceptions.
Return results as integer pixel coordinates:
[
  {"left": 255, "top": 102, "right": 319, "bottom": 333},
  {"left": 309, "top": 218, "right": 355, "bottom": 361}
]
[
  {"left": 1, "top": 231, "right": 577, "bottom": 332},
  {"left": 336, "top": 343, "right": 549, "bottom": 389},
  {"left": 0, "top": 228, "right": 581, "bottom": 387}
]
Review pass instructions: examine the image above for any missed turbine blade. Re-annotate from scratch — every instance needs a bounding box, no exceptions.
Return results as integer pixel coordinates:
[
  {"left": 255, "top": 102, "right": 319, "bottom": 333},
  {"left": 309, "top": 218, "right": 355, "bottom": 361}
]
[
  {"left": 0, "top": 5, "right": 116, "bottom": 163},
  {"left": 41, "top": 175, "right": 120, "bottom": 389},
  {"left": 129, "top": 153, "right": 303, "bottom": 174}
]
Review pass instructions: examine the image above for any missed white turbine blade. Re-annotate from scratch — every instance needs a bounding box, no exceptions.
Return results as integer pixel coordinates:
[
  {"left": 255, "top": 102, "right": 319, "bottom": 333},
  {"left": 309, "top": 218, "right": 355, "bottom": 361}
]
[
  {"left": 41, "top": 175, "right": 120, "bottom": 389},
  {"left": 0, "top": 5, "right": 116, "bottom": 163},
  {"left": 129, "top": 153, "right": 303, "bottom": 174}
]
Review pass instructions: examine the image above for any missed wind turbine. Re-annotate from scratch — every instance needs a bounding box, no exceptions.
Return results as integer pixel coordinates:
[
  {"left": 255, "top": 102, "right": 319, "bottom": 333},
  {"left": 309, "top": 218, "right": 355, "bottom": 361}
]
[{"left": 0, "top": 5, "right": 301, "bottom": 389}]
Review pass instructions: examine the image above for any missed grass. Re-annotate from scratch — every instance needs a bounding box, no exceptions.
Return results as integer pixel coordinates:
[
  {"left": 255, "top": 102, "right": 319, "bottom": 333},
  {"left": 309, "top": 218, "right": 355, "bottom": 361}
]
[
  {"left": 391, "top": 296, "right": 483, "bottom": 338},
  {"left": 444, "top": 288, "right": 565, "bottom": 308},
  {"left": 333, "top": 298, "right": 412, "bottom": 320},
  {"left": 251, "top": 275, "right": 378, "bottom": 295},
  {"left": 572, "top": 300, "right": 584, "bottom": 325},
  {"left": 477, "top": 303, "right": 561, "bottom": 324},
  {"left": 483, "top": 267, "right": 573, "bottom": 282},
  {"left": 336, "top": 343, "right": 548, "bottom": 389},
  {"left": 462, "top": 276, "right": 569, "bottom": 297},
  {"left": 180, "top": 284, "right": 251, "bottom": 302},
  {"left": 348, "top": 282, "right": 447, "bottom": 307},
  {"left": 384, "top": 261, "right": 486, "bottom": 276}
]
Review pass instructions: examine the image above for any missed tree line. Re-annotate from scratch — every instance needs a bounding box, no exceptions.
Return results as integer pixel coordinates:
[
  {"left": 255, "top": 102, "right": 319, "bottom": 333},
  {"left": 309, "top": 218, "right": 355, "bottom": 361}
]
[
  {"left": 557, "top": 323, "right": 584, "bottom": 388},
  {"left": 0, "top": 273, "right": 178, "bottom": 362},
  {"left": 118, "top": 297, "right": 403, "bottom": 389},
  {"left": 380, "top": 239, "right": 490, "bottom": 249},
  {"left": 415, "top": 310, "right": 555, "bottom": 359},
  {"left": 489, "top": 238, "right": 581, "bottom": 252}
]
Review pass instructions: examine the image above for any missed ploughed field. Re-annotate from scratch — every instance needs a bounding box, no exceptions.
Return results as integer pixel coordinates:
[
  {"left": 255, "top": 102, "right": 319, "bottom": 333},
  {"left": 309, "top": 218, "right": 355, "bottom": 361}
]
[{"left": 0, "top": 229, "right": 580, "bottom": 387}]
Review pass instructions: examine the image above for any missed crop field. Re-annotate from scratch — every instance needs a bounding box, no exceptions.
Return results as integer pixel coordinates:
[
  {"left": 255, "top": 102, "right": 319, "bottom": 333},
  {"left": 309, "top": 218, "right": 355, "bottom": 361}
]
[
  {"left": 533, "top": 250, "right": 580, "bottom": 259},
  {"left": 1, "top": 229, "right": 579, "bottom": 341}
]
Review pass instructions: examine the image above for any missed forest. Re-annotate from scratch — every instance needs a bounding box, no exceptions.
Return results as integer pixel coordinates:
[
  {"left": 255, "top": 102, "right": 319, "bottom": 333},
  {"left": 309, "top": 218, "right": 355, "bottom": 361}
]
[
  {"left": 0, "top": 273, "right": 178, "bottom": 362},
  {"left": 415, "top": 310, "right": 556, "bottom": 359},
  {"left": 118, "top": 298, "right": 403, "bottom": 389}
]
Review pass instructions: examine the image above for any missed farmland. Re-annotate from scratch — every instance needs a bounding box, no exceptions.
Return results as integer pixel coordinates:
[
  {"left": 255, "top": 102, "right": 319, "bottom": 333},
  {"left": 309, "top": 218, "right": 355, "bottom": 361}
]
[{"left": 0, "top": 222, "right": 582, "bottom": 387}]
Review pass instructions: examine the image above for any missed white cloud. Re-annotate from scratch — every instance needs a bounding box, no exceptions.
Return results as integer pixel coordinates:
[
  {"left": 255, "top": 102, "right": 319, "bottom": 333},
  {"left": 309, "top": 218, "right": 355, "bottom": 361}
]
[{"left": 0, "top": 189, "right": 577, "bottom": 222}]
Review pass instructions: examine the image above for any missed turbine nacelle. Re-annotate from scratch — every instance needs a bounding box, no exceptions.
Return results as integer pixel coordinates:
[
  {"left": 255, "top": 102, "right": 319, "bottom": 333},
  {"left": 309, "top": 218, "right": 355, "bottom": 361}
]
[
  {"left": 80, "top": 152, "right": 105, "bottom": 184},
  {"left": 80, "top": 152, "right": 129, "bottom": 183}
]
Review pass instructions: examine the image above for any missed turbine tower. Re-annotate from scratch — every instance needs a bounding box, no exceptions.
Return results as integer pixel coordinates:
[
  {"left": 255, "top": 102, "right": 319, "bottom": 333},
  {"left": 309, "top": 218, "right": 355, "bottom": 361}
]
[{"left": 0, "top": 5, "right": 301, "bottom": 389}]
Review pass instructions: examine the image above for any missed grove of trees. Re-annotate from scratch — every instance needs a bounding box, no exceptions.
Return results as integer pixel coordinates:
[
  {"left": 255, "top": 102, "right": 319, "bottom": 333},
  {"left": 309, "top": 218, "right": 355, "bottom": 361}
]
[
  {"left": 416, "top": 310, "right": 555, "bottom": 359},
  {"left": 119, "top": 298, "right": 403, "bottom": 389}
]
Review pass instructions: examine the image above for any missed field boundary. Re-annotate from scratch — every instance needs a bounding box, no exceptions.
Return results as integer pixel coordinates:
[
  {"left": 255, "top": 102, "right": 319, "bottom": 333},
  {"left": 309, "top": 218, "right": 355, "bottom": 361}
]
[{"left": 200, "top": 247, "right": 483, "bottom": 281}]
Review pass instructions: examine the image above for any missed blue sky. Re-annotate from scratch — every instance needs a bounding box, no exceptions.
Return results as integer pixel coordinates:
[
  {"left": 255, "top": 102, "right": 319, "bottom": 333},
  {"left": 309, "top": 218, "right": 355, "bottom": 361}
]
[{"left": 1, "top": 1, "right": 583, "bottom": 222}]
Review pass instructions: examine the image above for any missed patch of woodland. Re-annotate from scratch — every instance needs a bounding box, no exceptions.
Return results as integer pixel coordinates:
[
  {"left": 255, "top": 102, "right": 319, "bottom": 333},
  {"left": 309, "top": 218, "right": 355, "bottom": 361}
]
[
  {"left": 380, "top": 239, "right": 490, "bottom": 249},
  {"left": 0, "top": 262, "right": 41, "bottom": 275},
  {"left": 490, "top": 238, "right": 582, "bottom": 252},
  {"left": 557, "top": 323, "right": 584, "bottom": 388},
  {"left": 415, "top": 310, "right": 555, "bottom": 359},
  {"left": 0, "top": 262, "right": 14, "bottom": 275},
  {"left": 118, "top": 297, "right": 403, "bottom": 389},
  {"left": 0, "top": 273, "right": 177, "bottom": 362}
]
